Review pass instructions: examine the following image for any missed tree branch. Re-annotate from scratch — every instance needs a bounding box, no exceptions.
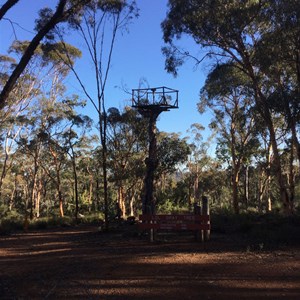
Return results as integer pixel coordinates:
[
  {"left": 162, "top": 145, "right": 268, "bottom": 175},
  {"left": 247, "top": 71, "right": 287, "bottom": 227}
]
[{"left": 0, "top": 0, "right": 19, "bottom": 21}]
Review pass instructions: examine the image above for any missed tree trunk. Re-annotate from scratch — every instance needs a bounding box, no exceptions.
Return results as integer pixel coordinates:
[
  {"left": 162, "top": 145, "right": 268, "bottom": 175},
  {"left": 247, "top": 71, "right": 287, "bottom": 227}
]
[
  {"left": 70, "top": 144, "right": 79, "bottom": 220},
  {"left": 117, "top": 185, "right": 126, "bottom": 219},
  {"left": 268, "top": 116, "right": 291, "bottom": 213},
  {"left": 232, "top": 169, "right": 240, "bottom": 214},
  {"left": 9, "top": 173, "right": 17, "bottom": 211},
  {"left": 29, "top": 172, "right": 37, "bottom": 220},
  {"left": 267, "top": 173, "right": 272, "bottom": 212},
  {"left": 102, "top": 150, "right": 108, "bottom": 228},
  {"left": 56, "top": 168, "right": 64, "bottom": 217},
  {"left": 49, "top": 146, "right": 64, "bottom": 217},
  {"left": 230, "top": 119, "right": 240, "bottom": 214},
  {"left": 244, "top": 165, "right": 249, "bottom": 208},
  {"left": 253, "top": 83, "right": 292, "bottom": 213},
  {"left": 129, "top": 194, "right": 135, "bottom": 216},
  {"left": 194, "top": 164, "right": 200, "bottom": 203},
  {"left": 0, "top": 151, "right": 9, "bottom": 200},
  {"left": 0, "top": 131, "right": 14, "bottom": 200},
  {"left": 30, "top": 155, "right": 39, "bottom": 219},
  {"left": 0, "top": 0, "right": 68, "bottom": 108},
  {"left": 258, "top": 171, "right": 263, "bottom": 213},
  {"left": 288, "top": 139, "right": 295, "bottom": 211},
  {"left": 142, "top": 111, "right": 159, "bottom": 215},
  {"left": 99, "top": 109, "right": 109, "bottom": 230},
  {"left": 35, "top": 178, "right": 42, "bottom": 218},
  {"left": 95, "top": 172, "right": 100, "bottom": 212},
  {"left": 242, "top": 48, "right": 292, "bottom": 213},
  {"left": 58, "top": 189, "right": 64, "bottom": 217},
  {"left": 290, "top": 117, "right": 300, "bottom": 171},
  {"left": 88, "top": 174, "right": 93, "bottom": 213}
]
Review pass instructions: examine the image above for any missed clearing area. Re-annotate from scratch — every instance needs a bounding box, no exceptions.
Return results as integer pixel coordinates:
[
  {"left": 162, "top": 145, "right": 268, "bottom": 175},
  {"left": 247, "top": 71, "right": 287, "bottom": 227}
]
[{"left": 0, "top": 224, "right": 299, "bottom": 299}]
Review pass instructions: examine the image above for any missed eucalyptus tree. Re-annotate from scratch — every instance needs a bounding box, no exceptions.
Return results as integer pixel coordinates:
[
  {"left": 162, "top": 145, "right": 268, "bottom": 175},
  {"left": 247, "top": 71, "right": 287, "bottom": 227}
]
[
  {"left": 261, "top": 0, "right": 300, "bottom": 163},
  {"left": 0, "top": 39, "right": 82, "bottom": 218},
  {"left": 106, "top": 106, "right": 147, "bottom": 217},
  {"left": 0, "top": 45, "right": 46, "bottom": 207},
  {"left": 58, "top": 0, "right": 138, "bottom": 228},
  {"left": 62, "top": 103, "right": 93, "bottom": 220},
  {"left": 0, "top": 0, "right": 96, "bottom": 107},
  {"left": 154, "top": 132, "right": 191, "bottom": 210},
  {"left": 254, "top": 1, "right": 300, "bottom": 207},
  {"left": 24, "top": 95, "right": 89, "bottom": 218},
  {"left": 162, "top": 0, "right": 295, "bottom": 213},
  {"left": 199, "top": 63, "right": 259, "bottom": 213},
  {"left": 106, "top": 105, "right": 191, "bottom": 216},
  {"left": 3, "top": 42, "right": 81, "bottom": 219},
  {"left": 185, "top": 123, "right": 208, "bottom": 206},
  {"left": 156, "top": 132, "right": 191, "bottom": 177}
]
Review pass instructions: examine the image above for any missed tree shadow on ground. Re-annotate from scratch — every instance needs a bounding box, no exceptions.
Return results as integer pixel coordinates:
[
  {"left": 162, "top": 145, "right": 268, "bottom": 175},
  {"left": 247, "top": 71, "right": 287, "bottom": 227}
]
[{"left": 0, "top": 224, "right": 299, "bottom": 299}]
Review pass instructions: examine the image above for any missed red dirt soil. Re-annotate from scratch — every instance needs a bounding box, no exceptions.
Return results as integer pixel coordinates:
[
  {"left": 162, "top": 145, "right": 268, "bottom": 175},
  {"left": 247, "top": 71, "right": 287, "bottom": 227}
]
[{"left": 0, "top": 224, "right": 299, "bottom": 299}]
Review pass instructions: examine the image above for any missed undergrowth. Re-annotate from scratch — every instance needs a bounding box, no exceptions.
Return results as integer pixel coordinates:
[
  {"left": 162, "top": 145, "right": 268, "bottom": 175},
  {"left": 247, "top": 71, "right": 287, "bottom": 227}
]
[
  {"left": 1, "top": 208, "right": 299, "bottom": 251},
  {"left": 0, "top": 213, "right": 104, "bottom": 235},
  {"left": 211, "top": 210, "right": 300, "bottom": 249}
]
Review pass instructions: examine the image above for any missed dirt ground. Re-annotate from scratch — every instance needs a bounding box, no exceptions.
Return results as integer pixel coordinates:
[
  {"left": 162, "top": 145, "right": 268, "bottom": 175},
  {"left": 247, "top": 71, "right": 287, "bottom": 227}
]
[{"left": 0, "top": 223, "right": 299, "bottom": 300}]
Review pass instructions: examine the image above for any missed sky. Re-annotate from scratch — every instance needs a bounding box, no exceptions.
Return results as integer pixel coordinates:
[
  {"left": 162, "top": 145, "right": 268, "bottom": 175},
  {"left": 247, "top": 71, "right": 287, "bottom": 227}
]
[{"left": 0, "top": 0, "right": 213, "bottom": 147}]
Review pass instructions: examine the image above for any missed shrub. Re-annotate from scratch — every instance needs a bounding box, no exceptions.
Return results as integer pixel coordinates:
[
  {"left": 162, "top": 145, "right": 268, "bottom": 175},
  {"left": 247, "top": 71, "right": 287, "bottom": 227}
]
[
  {"left": 157, "top": 199, "right": 186, "bottom": 214},
  {"left": 0, "top": 218, "right": 23, "bottom": 235},
  {"left": 78, "top": 213, "right": 104, "bottom": 225},
  {"left": 32, "top": 219, "right": 48, "bottom": 229}
]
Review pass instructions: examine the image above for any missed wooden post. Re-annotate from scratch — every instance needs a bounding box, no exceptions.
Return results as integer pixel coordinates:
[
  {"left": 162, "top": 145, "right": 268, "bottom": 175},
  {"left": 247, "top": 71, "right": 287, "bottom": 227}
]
[
  {"left": 193, "top": 202, "right": 202, "bottom": 242},
  {"left": 202, "top": 196, "right": 210, "bottom": 241},
  {"left": 150, "top": 225, "right": 154, "bottom": 242}
]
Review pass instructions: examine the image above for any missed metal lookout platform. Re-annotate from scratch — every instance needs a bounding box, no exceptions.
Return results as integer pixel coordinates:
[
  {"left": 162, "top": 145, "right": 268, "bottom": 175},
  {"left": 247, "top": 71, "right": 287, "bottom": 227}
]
[{"left": 131, "top": 86, "right": 179, "bottom": 216}]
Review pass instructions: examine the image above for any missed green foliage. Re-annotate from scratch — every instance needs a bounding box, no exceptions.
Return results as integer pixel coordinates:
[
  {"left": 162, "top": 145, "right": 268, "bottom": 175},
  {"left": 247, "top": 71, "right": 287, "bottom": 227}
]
[
  {"left": 2, "top": 0, "right": 300, "bottom": 230},
  {"left": 156, "top": 199, "right": 184, "bottom": 214},
  {"left": 33, "top": 218, "right": 49, "bottom": 229},
  {"left": 176, "top": 0, "right": 298, "bottom": 214},
  {"left": 0, "top": 205, "right": 22, "bottom": 220},
  {"left": 41, "top": 42, "right": 82, "bottom": 68},
  {"left": 157, "top": 132, "right": 191, "bottom": 175},
  {"left": 0, "top": 209, "right": 24, "bottom": 235},
  {"left": 97, "top": 0, "right": 127, "bottom": 13},
  {"left": 77, "top": 213, "right": 105, "bottom": 225},
  {"left": 0, "top": 218, "right": 23, "bottom": 235},
  {"left": 0, "top": 213, "right": 107, "bottom": 235},
  {"left": 35, "top": 7, "right": 54, "bottom": 39},
  {"left": 161, "top": 46, "right": 184, "bottom": 77},
  {"left": 0, "top": 203, "right": 9, "bottom": 218},
  {"left": 200, "top": 63, "right": 252, "bottom": 100}
]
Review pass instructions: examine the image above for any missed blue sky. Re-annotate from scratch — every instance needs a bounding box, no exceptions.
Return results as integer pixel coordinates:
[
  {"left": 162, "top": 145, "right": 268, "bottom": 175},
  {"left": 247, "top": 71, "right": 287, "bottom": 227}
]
[{"left": 0, "top": 0, "right": 213, "bottom": 145}]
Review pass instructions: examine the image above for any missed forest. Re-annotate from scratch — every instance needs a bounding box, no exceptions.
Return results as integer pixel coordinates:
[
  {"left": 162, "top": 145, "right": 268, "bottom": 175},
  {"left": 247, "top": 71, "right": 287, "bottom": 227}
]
[
  {"left": 1, "top": 1, "right": 300, "bottom": 299},
  {"left": 0, "top": 0, "right": 300, "bottom": 233}
]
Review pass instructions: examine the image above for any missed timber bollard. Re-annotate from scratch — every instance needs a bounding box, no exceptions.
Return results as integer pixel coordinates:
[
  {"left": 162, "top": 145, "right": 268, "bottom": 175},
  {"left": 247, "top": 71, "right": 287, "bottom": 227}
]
[
  {"left": 193, "top": 202, "right": 202, "bottom": 242},
  {"left": 202, "top": 196, "right": 210, "bottom": 241}
]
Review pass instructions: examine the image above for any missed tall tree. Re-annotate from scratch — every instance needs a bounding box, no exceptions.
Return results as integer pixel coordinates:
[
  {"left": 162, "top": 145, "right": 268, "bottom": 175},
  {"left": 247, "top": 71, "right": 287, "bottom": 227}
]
[
  {"left": 186, "top": 123, "right": 208, "bottom": 206},
  {"left": 62, "top": 105, "right": 93, "bottom": 221},
  {"left": 162, "top": 0, "right": 294, "bottom": 213},
  {"left": 254, "top": 0, "right": 300, "bottom": 207},
  {"left": 5, "top": 39, "right": 80, "bottom": 215},
  {"left": 107, "top": 106, "right": 147, "bottom": 218},
  {"left": 4, "top": 38, "right": 83, "bottom": 218},
  {"left": 59, "top": 0, "right": 138, "bottom": 229},
  {"left": 199, "top": 63, "right": 259, "bottom": 213}
]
